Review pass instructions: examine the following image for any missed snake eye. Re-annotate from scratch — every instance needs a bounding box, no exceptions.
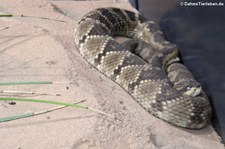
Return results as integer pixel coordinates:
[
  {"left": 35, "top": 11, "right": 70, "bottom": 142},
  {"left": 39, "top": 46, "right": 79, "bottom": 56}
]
[{"left": 187, "top": 87, "right": 192, "bottom": 90}]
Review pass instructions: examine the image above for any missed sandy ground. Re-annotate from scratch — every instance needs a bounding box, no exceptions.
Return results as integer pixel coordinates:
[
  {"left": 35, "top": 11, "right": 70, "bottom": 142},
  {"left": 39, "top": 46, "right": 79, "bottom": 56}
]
[{"left": 0, "top": 0, "right": 224, "bottom": 149}]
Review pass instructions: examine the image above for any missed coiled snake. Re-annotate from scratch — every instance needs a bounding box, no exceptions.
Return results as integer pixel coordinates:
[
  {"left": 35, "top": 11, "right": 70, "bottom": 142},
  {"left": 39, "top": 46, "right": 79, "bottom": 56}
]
[{"left": 74, "top": 7, "right": 211, "bottom": 129}]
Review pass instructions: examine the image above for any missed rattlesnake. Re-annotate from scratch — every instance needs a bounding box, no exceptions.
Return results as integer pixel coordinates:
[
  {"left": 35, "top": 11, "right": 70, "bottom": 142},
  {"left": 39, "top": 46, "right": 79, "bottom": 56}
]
[{"left": 74, "top": 7, "right": 211, "bottom": 129}]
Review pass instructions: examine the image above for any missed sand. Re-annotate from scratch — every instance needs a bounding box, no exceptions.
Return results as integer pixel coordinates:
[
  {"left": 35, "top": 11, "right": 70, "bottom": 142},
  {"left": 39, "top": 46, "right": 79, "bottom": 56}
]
[{"left": 0, "top": 0, "right": 224, "bottom": 148}]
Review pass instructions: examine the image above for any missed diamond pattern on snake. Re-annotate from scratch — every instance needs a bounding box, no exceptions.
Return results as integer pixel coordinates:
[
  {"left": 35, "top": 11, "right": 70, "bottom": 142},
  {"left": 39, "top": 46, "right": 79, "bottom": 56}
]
[{"left": 74, "top": 7, "right": 211, "bottom": 129}]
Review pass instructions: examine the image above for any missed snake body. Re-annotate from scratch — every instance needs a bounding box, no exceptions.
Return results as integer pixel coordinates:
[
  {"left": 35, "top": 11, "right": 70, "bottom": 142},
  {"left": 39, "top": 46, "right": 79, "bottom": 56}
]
[
  {"left": 128, "top": 40, "right": 202, "bottom": 97},
  {"left": 74, "top": 7, "right": 211, "bottom": 129}
]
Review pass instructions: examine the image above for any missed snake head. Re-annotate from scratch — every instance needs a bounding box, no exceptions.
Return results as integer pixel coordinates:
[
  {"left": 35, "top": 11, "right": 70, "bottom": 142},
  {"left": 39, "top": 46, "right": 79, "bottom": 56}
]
[
  {"left": 174, "top": 80, "right": 202, "bottom": 97},
  {"left": 184, "top": 86, "right": 202, "bottom": 97}
]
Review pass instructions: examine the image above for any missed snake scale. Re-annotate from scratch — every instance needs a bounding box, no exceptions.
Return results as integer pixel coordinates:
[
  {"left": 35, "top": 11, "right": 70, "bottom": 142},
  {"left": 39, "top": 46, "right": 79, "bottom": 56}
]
[{"left": 74, "top": 7, "right": 212, "bottom": 129}]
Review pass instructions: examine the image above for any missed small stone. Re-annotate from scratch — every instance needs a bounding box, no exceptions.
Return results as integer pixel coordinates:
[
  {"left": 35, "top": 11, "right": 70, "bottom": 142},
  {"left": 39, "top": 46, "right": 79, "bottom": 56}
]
[{"left": 8, "top": 101, "right": 16, "bottom": 105}]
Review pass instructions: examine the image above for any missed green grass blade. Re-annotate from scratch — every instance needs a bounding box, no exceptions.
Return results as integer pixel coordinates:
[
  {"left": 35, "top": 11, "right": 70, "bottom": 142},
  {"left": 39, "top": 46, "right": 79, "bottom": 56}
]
[
  {"left": 0, "top": 100, "right": 86, "bottom": 122},
  {"left": 0, "top": 13, "right": 65, "bottom": 22},
  {"left": 0, "top": 81, "right": 53, "bottom": 86},
  {"left": 0, "top": 14, "right": 12, "bottom": 17},
  {"left": 0, "top": 113, "right": 34, "bottom": 122},
  {"left": 0, "top": 97, "right": 88, "bottom": 109}
]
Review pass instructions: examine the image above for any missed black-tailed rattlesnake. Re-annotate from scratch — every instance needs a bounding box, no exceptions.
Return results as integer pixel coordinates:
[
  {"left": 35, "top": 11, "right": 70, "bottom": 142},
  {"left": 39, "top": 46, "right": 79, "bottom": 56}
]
[{"left": 74, "top": 7, "right": 211, "bottom": 129}]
